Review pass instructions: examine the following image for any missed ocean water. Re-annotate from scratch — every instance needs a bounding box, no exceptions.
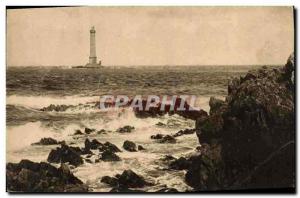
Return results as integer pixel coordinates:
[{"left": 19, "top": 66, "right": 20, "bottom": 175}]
[{"left": 6, "top": 65, "right": 256, "bottom": 192}]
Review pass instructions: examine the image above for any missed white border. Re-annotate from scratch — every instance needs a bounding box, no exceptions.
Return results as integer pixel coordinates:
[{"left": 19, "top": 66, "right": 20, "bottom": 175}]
[{"left": 0, "top": 1, "right": 298, "bottom": 198}]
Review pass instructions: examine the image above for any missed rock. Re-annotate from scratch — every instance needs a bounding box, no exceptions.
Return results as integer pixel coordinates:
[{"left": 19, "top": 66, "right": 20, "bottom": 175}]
[
  {"left": 209, "top": 97, "right": 226, "bottom": 115},
  {"left": 97, "top": 129, "right": 106, "bottom": 134},
  {"left": 150, "top": 134, "right": 164, "bottom": 139},
  {"left": 118, "top": 170, "right": 148, "bottom": 188},
  {"left": 47, "top": 144, "right": 84, "bottom": 167},
  {"left": 31, "top": 137, "right": 60, "bottom": 145},
  {"left": 156, "top": 122, "right": 166, "bottom": 127},
  {"left": 188, "top": 54, "right": 295, "bottom": 190},
  {"left": 74, "top": 130, "right": 83, "bottom": 135},
  {"left": 40, "top": 104, "right": 74, "bottom": 112},
  {"left": 100, "top": 150, "right": 121, "bottom": 162},
  {"left": 158, "top": 135, "right": 176, "bottom": 144},
  {"left": 85, "top": 159, "right": 92, "bottom": 164},
  {"left": 85, "top": 138, "right": 103, "bottom": 150},
  {"left": 138, "top": 145, "right": 145, "bottom": 151},
  {"left": 172, "top": 129, "right": 195, "bottom": 137},
  {"left": 84, "top": 127, "right": 95, "bottom": 134},
  {"left": 169, "top": 157, "right": 191, "bottom": 170},
  {"left": 116, "top": 125, "right": 135, "bottom": 133},
  {"left": 109, "top": 187, "right": 144, "bottom": 192},
  {"left": 123, "top": 140, "right": 137, "bottom": 152},
  {"left": 100, "top": 142, "right": 122, "bottom": 153},
  {"left": 101, "top": 176, "right": 119, "bottom": 187},
  {"left": 6, "top": 160, "right": 87, "bottom": 192}
]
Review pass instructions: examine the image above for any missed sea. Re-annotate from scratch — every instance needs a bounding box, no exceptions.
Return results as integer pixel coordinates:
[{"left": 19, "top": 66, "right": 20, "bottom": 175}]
[{"left": 6, "top": 65, "right": 258, "bottom": 192}]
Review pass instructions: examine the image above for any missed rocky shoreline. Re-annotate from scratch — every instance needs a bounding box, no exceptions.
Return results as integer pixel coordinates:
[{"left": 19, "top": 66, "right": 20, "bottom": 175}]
[{"left": 6, "top": 54, "right": 295, "bottom": 192}]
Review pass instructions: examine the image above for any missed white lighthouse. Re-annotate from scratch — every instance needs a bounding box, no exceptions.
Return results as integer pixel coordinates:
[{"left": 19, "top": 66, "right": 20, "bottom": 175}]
[{"left": 86, "top": 26, "right": 102, "bottom": 67}]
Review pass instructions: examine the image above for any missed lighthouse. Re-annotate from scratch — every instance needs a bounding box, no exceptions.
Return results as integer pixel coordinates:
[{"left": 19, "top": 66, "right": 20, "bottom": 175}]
[{"left": 86, "top": 26, "right": 102, "bottom": 67}]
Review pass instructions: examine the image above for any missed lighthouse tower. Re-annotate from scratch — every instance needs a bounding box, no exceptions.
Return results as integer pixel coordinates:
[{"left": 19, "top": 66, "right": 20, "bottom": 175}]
[{"left": 86, "top": 26, "right": 101, "bottom": 67}]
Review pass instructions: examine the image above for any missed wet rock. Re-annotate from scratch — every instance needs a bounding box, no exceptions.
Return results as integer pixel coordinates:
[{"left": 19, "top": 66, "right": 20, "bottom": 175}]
[
  {"left": 172, "top": 128, "right": 195, "bottom": 137},
  {"left": 6, "top": 160, "right": 87, "bottom": 192},
  {"left": 118, "top": 170, "right": 149, "bottom": 188},
  {"left": 150, "top": 134, "right": 164, "bottom": 139},
  {"left": 74, "top": 129, "right": 83, "bottom": 135},
  {"left": 189, "top": 54, "right": 295, "bottom": 190},
  {"left": 101, "top": 176, "right": 119, "bottom": 187},
  {"left": 31, "top": 137, "right": 60, "bottom": 145},
  {"left": 99, "top": 142, "right": 122, "bottom": 153},
  {"left": 156, "top": 187, "right": 179, "bottom": 192},
  {"left": 47, "top": 144, "right": 84, "bottom": 167},
  {"left": 85, "top": 138, "right": 103, "bottom": 150},
  {"left": 156, "top": 122, "right": 166, "bottom": 127},
  {"left": 100, "top": 150, "right": 121, "bottom": 162},
  {"left": 116, "top": 125, "right": 135, "bottom": 133},
  {"left": 158, "top": 135, "right": 176, "bottom": 144},
  {"left": 40, "top": 104, "right": 74, "bottom": 112},
  {"left": 123, "top": 140, "right": 137, "bottom": 152},
  {"left": 169, "top": 157, "right": 191, "bottom": 170},
  {"left": 138, "top": 145, "right": 146, "bottom": 151},
  {"left": 97, "top": 129, "right": 106, "bottom": 134},
  {"left": 84, "top": 127, "right": 95, "bottom": 134}
]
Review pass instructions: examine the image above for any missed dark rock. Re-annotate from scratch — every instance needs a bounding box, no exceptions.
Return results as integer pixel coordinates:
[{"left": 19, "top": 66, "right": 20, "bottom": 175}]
[
  {"left": 158, "top": 135, "right": 176, "bottom": 144},
  {"left": 156, "top": 122, "right": 166, "bottom": 126},
  {"left": 172, "top": 128, "right": 195, "bottom": 137},
  {"left": 101, "top": 176, "right": 119, "bottom": 187},
  {"left": 138, "top": 145, "right": 145, "bottom": 151},
  {"left": 188, "top": 54, "right": 295, "bottom": 190},
  {"left": 100, "top": 142, "right": 122, "bottom": 153},
  {"left": 150, "top": 134, "right": 164, "bottom": 139},
  {"left": 40, "top": 104, "right": 74, "bottom": 112},
  {"left": 84, "top": 127, "right": 95, "bottom": 134},
  {"left": 85, "top": 138, "right": 103, "bottom": 150},
  {"left": 116, "top": 125, "right": 135, "bottom": 133},
  {"left": 100, "top": 150, "right": 121, "bottom": 162},
  {"left": 118, "top": 170, "right": 148, "bottom": 188},
  {"left": 74, "top": 130, "right": 83, "bottom": 135},
  {"left": 97, "top": 129, "right": 106, "bottom": 134},
  {"left": 31, "top": 137, "right": 60, "bottom": 145},
  {"left": 85, "top": 159, "right": 92, "bottom": 164},
  {"left": 47, "top": 144, "right": 84, "bottom": 167},
  {"left": 6, "top": 160, "right": 87, "bottom": 192},
  {"left": 123, "top": 140, "right": 137, "bottom": 152},
  {"left": 169, "top": 157, "right": 191, "bottom": 170}
]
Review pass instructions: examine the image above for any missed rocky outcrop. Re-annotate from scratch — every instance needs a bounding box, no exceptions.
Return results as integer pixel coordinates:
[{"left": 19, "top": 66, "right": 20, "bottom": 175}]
[
  {"left": 47, "top": 144, "right": 84, "bottom": 167},
  {"left": 123, "top": 140, "right": 137, "bottom": 152},
  {"left": 6, "top": 160, "right": 88, "bottom": 192},
  {"left": 187, "top": 53, "right": 295, "bottom": 191},
  {"left": 31, "top": 137, "right": 62, "bottom": 145}
]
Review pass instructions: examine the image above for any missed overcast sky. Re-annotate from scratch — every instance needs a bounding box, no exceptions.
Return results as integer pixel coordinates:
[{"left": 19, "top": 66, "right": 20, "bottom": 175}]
[{"left": 7, "top": 6, "right": 294, "bottom": 66}]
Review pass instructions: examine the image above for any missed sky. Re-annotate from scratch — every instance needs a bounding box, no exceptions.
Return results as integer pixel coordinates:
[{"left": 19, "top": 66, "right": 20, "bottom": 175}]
[{"left": 7, "top": 6, "right": 294, "bottom": 66}]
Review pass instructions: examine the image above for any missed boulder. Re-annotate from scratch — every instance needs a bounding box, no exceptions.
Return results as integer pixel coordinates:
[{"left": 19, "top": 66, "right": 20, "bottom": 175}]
[
  {"left": 118, "top": 170, "right": 149, "bottom": 188},
  {"left": 138, "top": 145, "right": 146, "bottom": 151},
  {"left": 31, "top": 137, "right": 60, "bottom": 145},
  {"left": 150, "top": 134, "right": 164, "bottom": 139},
  {"left": 116, "top": 125, "right": 135, "bottom": 133},
  {"left": 85, "top": 138, "right": 103, "bottom": 150},
  {"left": 123, "top": 140, "right": 137, "bottom": 152},
  {"left": 158, "top": 135, "right": 176, "bottom": 144},
  {"left": 74, "top": 130, "right": 83, "bottom": 135},
  {"left": 6, "top": 160, "right": 87, "bottom": 192},
  {"left": 99, "top": 142, "right": 122, "bottom": 153},
  {"left": 84, "top": 127, "right": 95, "bottom": 134},
  {"left": 101, "top": 176, "right": 119, "bottom": 187},
  {"left": 47, "top": 144, "right": 84, "bottom": 167},
  {"left": 100, "top": 150, "right": 121, "bottom": 162}
]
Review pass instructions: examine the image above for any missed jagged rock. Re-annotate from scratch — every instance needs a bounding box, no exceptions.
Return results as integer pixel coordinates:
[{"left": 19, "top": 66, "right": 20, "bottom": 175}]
[
  {"left": 47, "top": 144, "right": 84, "bottom": 166},
  {"left": 158, "top": 135, "right": 176, "bottom": 144},
  {"left": 6, "top": 160, "right": 87, "bottom": 192},
  {"left": 101, "top": 176, "right": 119, "bottom": 187},
  {"left": 31, "top": 137, "right": 60, "bottom": 145},
  {"left": 85, "top": 138, "right": 103, "bottom": 150},
  {"left": 118, "top": 170, "right": 149, "bottom": 188},
  {"left": 99, "top": 142, "right": 122, "bottom": 153},
  {"left": 84, "top": 127, "right": 95, "bottom": 134},
  {"left": 123, "top": 140, "right": 137, "bottom": 152},
  {"left": 189, "top": 54, "right": 295, "bottom": 190},
  {"left": 74, "top": 130, "right": 83, "bottom": 135},
  {"left": 116, "top": 125, "right": 135, "bottom": 133},
  {"left": 150, "top": 134, "right": 164, "bottom": 139},
  {"left": 100, "top": 150, "right": 121, "bottom": 162},
  {"left": 138, "top": 145, "right": 145, "bottom": 151},
  {"left": 169, "top": 157, "right": 191, "bottom": 170}
]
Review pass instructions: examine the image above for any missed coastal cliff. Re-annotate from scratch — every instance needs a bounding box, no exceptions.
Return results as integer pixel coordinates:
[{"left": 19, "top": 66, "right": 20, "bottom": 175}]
[{"left": 186, "top": 53, "right": 295, "bottom": 191}]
